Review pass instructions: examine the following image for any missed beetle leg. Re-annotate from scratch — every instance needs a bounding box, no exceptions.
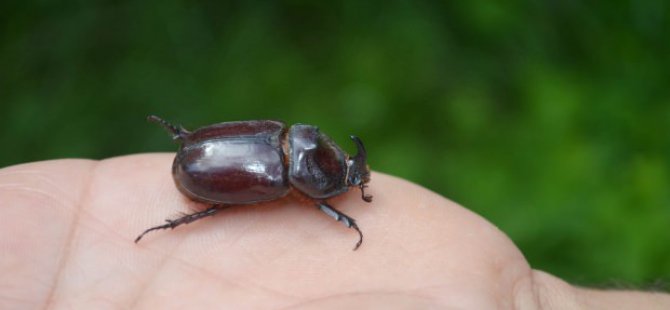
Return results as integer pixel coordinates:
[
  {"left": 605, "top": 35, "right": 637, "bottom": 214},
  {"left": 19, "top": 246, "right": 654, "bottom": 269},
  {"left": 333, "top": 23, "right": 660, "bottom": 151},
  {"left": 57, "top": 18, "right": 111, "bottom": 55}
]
[
  {"left": 147, "top": 115, "right": 190, "bottom": 141},
  {"left": 135, "top": 205, "right": 224, "bottom": 243},
  {"left": 316, "top": 202, "right": 363, "bottom": 250}
]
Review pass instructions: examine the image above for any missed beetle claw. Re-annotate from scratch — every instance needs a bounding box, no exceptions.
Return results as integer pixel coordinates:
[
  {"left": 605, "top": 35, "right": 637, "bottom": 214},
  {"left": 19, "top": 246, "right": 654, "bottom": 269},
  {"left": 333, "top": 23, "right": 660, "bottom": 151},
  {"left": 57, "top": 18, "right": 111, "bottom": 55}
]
[{"left": 352, "top": 223, "right": 363, "bottom": 251}]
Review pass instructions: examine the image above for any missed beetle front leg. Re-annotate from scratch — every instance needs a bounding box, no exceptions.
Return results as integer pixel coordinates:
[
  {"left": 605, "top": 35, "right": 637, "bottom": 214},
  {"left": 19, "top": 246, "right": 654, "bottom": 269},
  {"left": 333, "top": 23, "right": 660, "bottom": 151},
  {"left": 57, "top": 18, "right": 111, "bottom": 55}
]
[
  {"left": 135, "top": 205, "right": 225, "bottom": 243},
  {"left": 316, "top": 202, "right": 363, "bottom": 251}
]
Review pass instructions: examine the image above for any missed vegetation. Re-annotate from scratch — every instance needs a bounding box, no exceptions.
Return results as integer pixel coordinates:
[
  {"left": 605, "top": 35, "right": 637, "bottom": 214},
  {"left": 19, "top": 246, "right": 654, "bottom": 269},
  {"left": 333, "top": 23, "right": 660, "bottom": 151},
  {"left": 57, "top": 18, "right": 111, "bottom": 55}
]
[{"left": 2, "top": 1, "right": 669, "bottom": 288}]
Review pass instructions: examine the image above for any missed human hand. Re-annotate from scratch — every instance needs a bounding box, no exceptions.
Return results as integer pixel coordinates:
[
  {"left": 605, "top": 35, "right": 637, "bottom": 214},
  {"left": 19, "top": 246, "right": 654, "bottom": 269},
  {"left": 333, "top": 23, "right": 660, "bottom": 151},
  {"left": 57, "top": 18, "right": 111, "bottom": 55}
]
[{"left": 1, "top": 154, "right": 669, "bottom": 309}]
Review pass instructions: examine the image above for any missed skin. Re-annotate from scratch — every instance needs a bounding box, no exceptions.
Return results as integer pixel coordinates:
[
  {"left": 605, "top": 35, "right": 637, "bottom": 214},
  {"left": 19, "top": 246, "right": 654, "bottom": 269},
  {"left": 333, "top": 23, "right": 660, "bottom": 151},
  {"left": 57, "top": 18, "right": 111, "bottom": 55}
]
[{"left": 1, "top": 154, "right": 668, "bottom": 309}]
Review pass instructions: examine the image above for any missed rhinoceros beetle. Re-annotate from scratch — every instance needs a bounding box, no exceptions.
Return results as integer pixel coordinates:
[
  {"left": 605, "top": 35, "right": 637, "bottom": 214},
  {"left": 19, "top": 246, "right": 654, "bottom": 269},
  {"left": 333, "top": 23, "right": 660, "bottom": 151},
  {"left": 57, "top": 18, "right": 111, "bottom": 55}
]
[{"left": 135, "top": 115, "right": 372, "bottom": 250}]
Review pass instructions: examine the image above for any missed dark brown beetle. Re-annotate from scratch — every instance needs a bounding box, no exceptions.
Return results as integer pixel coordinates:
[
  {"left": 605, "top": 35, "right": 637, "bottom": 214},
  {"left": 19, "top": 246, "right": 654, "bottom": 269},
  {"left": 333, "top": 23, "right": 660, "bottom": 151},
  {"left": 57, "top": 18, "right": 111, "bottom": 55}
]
[{"left": 135, "top": 115, "right": 372, "bottom": 250}]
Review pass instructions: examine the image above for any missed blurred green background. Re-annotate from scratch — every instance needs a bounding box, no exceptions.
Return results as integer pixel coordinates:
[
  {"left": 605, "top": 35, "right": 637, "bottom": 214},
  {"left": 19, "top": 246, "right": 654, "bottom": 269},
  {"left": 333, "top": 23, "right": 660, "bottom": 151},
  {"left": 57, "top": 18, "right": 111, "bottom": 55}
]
[{"left": 2, "top": 1, "right": 669, "bottom": 288}]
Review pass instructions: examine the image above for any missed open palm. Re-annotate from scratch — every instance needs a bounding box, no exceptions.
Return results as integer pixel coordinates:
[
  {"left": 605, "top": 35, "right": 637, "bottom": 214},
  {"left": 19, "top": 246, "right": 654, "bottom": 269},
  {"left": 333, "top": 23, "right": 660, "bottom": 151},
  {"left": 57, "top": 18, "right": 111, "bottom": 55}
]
[{"left": 2, "top": 154, "right": 540, "bottom": 309}]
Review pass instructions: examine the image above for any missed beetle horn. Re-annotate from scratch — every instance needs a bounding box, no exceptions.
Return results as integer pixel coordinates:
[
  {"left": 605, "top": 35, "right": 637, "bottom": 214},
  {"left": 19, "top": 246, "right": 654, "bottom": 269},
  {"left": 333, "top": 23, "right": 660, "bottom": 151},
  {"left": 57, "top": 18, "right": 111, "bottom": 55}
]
[{"left": 350, "top": 135, "right": 367, "bottom": 160}]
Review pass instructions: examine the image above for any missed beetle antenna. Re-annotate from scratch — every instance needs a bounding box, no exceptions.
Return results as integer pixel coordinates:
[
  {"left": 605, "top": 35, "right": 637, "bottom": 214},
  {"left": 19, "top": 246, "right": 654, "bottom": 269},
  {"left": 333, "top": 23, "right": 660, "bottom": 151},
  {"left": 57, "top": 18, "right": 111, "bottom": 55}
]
[
  {"left": 360, "top": 184, "right": 373, "bottom": 202},
  {"left": 347, "top": 135, "right": 372, "bottom": 202},
  {"left": 147, "top": 115, "right": 189, "bottom": 141}
]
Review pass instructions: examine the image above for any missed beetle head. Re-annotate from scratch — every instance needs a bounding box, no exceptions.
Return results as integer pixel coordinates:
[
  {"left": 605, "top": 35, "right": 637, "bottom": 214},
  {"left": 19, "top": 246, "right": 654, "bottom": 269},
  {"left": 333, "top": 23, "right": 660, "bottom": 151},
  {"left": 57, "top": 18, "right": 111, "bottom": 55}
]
[{"left": 347, "top": 135, "right": 372, "bottom": 202}]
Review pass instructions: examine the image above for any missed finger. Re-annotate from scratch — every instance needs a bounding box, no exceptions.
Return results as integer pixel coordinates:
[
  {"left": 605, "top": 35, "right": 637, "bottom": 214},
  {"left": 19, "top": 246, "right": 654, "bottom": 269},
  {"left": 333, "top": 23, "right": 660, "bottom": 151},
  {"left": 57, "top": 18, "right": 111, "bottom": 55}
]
[{"left": 0, "top": 159, "right": 96, "bottom": 309}]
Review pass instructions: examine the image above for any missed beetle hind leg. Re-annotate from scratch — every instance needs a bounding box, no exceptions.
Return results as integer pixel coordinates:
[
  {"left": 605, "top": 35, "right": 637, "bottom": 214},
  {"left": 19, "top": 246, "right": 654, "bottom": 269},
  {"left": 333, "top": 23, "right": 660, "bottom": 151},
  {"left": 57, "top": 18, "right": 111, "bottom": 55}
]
[
  {"left": 316, "top": 202, "right": 363, "bottom": 250},
  {"left": 135, "top": 205, "right": 225, "bottom": 243},
  {"left": 147, "top": 115, "right": 190, "bottom": 141}
]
